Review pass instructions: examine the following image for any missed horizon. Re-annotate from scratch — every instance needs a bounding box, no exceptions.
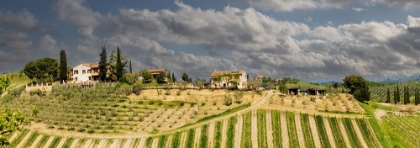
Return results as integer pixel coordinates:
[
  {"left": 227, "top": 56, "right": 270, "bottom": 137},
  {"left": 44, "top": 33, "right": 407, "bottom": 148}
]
[{"left": 1, "top": 0, "right": 420, "bottom": 81}]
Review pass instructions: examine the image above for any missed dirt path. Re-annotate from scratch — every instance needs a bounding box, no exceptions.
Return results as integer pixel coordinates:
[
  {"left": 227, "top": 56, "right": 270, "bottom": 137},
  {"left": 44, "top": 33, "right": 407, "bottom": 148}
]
[
  {"left": 308, "top": 116, "right": 321, "bottom": 148},
  {"left": 294, "top": 112, "right": 305, "bottom": 148},
  {"left": 43, "top": 136, "right": 55, "bottom": 148},
  {"left": 83, "top": 139, "right": 92, "bottom": 148},
  {"left": 70, "top": 138, "right": 79, "bottom": 148},
  {"left": 123, "top": 138, "right": 133, "bottom": 148},
  {"left": 0, "top": 83, "right": 26, "bottom": 98},
  {"left": 280, "top": 112, "right": 289, "bottom": 148},
  {"left": 251, "top": 110, "right": 258, "bottom": 148},
  {"left": 221, "top": 119, "right": 228, "bottom": 148},
  {"left": 194, "top": 127, "right": 201, "bottom": 148},
  {"left": 151, "top": 138, "right": 158, "bottom": 148},
  {"left": 8, "top": 131, "right": 19, "bottom": 143},
  {"left": 139, "top": 138, "right": 146, "bottom": 148},
  {"left": 234, "top": 114, "right": 243, "bottom": 148},
  {"left": 165, "top": 135, "right": 173, "bottom": 148},
  {"left": 29, "top": 135, "right": 43, "bottom": 148},
  {"left": 180, "top": 131, "right": 187, "bottom": 148},
  {"left": 207, "top": 121, "right": 215, "bottom": 148},
  {"left": 97, "top": 139, "right": 107, "bottom": 148},
  {"left": 338, "top": 119, "right": 352, "bottom": 148},
  {"left": 16, "top": 131, "right": 32, "bottom": 148},
  {"left": 110, "top": 139, "right": 120, "bottom": 147},
  {"left": 265, "top": 110, "right": 274, "bottom": 148},
  {"left": 323, "top": 117, "right": 337, "bottom": 148},
  {"left": 57, "top": 137, "right": 67, "bottom": 147},
  {"left": 351, "top": 119, "right": 369, "bottom": 148}
]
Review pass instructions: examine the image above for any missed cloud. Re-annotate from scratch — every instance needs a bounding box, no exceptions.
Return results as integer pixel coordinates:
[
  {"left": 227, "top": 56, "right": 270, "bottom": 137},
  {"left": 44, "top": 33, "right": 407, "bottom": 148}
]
[
  {"left": 352, "top": 7, "right": 365, "bottom": 12},
  {"left": 0, "top": 9, "right": 38, "bottom": 30},
  {"left": 56, "top": 0, "right": 102, "bottom": 37},
  {"left": 305, "top": 17, "right": 313, "bottom": 22},
  {"left": 229, "top": 0, "right": 349, "bottom": 11},
  {"left": 370, "top": 0, "right": 420, "bottom": 8},
  {"left": 110, "top": 1, "right": 309, "bottom": 54}
]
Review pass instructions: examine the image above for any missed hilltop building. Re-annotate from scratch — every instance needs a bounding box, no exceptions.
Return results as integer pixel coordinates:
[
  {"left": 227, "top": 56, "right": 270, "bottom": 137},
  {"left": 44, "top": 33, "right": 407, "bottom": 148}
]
[
  {"left": 68, "top": 63, "right": 101, "bottom": 83},
  {"left": 210, "top": 70, "right": 248, "bottom": 89}
]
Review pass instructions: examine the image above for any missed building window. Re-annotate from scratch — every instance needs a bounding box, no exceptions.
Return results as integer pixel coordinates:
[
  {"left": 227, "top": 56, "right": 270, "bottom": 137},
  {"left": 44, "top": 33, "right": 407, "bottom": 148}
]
[
  {"left": 89, "top": 77, "right": 91, "bottom": 80},
  {"left": 94, "top": 69, "right": 98, "bottom": 73},
  {"left": 74, "top": 70, "right": 78, "bottom": 74},
  {"left": 82, "top": 70, "right": 86, "bottom": 74},
  {"left": 87, "top": 69, "right": 91, "bottom": 74}
]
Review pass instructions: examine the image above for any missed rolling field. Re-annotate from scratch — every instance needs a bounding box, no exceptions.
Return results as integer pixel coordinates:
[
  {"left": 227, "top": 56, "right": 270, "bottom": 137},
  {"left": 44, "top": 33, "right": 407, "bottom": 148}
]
[{"left": 6, "top": 110, "right": 381, "bottom": 148}]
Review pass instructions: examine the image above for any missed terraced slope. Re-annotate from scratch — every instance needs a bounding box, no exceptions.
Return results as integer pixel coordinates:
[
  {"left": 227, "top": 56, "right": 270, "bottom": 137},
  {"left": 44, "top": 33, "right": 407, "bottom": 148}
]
[{"left": 8, "top": 110, "right": 381, "bottom": 148}]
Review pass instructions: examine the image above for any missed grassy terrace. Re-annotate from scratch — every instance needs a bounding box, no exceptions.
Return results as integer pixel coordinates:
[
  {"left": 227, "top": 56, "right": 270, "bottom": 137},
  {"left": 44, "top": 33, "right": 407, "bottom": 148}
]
[
  {"left": 286, "top": 112, "right": 299, "bottom": 148},
  {"left": 300, "top": 114, "right": 315, "bottom": 148},
  {"left": 241, "top": 112, "right": 252, "bottom": 148},
  {"left": 271, "top": 110, "right": 282, "bottom": 148},
  {"left": 315, "top": 115, "right": 331, "bottom": 148},
  {"left": 328, "top": 117, "right": 346, "bottom": 148},
  {"left": 257, "top": 110, "right": 268, "bottom": 148}
]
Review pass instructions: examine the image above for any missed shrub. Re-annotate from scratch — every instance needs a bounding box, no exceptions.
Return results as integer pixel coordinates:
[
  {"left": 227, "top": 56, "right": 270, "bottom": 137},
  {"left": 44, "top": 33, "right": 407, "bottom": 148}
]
[
  {"left": 149, "top": 100, "right": 155, "bottom": 105},
  {"left": 201, "top": 102, "right": 206, "bottom": 106},
  {"left": 165, "top": 89, "right": 170, "bottom": 95},
  {"left": 138, "top": 100, "right": 144, "bottom": 104},
  {"left": 190, "top": 102, "right": 196, "bottom": 107},
  {"left": 176, "top": 90, "right": 182, "bottom": 96},
  {"left": 213, "top": 101, "right": 217, "bottom": 106},
  {"left": 224, "top": 95, "right": 233, "bottom": 106},
  {"left": 180, "top": 101, "right": 185, "bottom": 107}
]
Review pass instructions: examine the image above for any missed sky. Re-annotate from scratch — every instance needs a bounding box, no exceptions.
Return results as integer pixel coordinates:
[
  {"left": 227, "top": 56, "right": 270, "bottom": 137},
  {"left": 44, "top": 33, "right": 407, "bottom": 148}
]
[{"left": 1, "top": 0, "right": 420, "bottom": 82}]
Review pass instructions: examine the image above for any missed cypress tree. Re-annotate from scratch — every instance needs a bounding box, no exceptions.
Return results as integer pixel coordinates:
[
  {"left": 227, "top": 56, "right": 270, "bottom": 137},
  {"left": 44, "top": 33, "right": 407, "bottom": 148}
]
[
  {"left": 393, "top": 86, "right": 398, "bottom": 104},
  {"left": 116, "top": 47, "right": 123, "bottom": 80},
  {"left": 386, "top": 87, "right": 390, "bottom": 103},
  {"left": 129, "top": 59, "right": 132, "bottom": 74},
  {"left": 415, "top": 88, "right": 419, "bottom": 105},
  {"left": 172, "top": 73, "right": 176, "bottom": 82},
  {"left": 396, "top": 85, "right": 400, "bottom": 103},
  {"left": 99, "top": 46, "right": 107, "bottom": 81},
  {"left": 404, "top": 86, "right": 409, "bottom": 104},
  {"left": 59, "top": 50, "right": 67, "bottom": 83}
]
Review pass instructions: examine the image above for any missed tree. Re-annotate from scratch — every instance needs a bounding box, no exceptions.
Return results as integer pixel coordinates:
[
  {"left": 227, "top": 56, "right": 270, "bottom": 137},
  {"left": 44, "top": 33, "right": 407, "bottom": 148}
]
[
  {"left": 404, "top": 86, "right": 410, "bottom": 104},
  {"left": 116, "top": 47, "right": 124, "bottom": 80},
  {"left": 156, "top": 72, "right": 166, "bottom": 83},
  {"left": 262, "top": 77, "right": 271, "bottom": 83},
  {"left": 333, "top": 82, "right": 339, "bottom": 92},
  {"left": 0, "top": 109, "right": 30, "bottom": 146},
  {"left": 108, "top": 50, "right": 116, "bottom": 76},
  {"left": 31, "top": 106, "right": 39, "bottom": 119},
  {"left": 415, "top": 88, "right": 419, "bottom": 105},
  {"left": 59, "top": 50, "right": 67, "bottom": 83},
  {"left": 172, "top": 73, "right": 176, "bottom": 82},
  {"left": 396, "top": 86, "right": 400, "bottom": 103},
  {"left": 385, "top": 87, "right": 390, "bottom": 103},
  {"left": 182, "top": 73, "right": 189, "bottom": 82},
  {"left": 120, "top": 73, "right": 137, "bottom": 85},
  {"left": 23, "top": 58, "right": 59, "bottom": 83},
  {"left": 129, "top": 59, "right": 132, "bottom": 74},
  {"left": 278, "top": 83, "right": 288, "bottom": 94},
  {"left": 342, "top": 75, "right": 370, "bottom": 102},
  {"left": 99, "top": 46, "right": 107, "bottom": 81},
  {"left": 394, "top": 86, "right": 398, "bottom": 104},
  {"left": 142, "top": 70, "right": 153, "bottom": 83},
  {"left": 247, "top": 79, "right": 262, "bottom": 91}
]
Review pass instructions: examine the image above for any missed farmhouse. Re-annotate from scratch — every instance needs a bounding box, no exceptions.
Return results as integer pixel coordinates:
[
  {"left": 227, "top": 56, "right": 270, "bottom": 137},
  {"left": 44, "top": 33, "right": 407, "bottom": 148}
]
[
  {"left": 253, "top": 74, "right": 267, "bottom": 81},
  {"left": 68, "top": 63, "right": 101, "bottom": 83},
  {"left": 137, "top": 68, "right": 169, "bottom": 83},
  {"left": 210, "top": 70, "right": 248, "bottom": 89}
]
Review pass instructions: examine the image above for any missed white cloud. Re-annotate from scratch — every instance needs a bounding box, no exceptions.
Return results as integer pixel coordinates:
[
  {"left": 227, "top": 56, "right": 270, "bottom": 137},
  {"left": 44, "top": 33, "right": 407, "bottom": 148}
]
[
  {"left": 407, "top": 15, "right": 420, "bottom": 27},
  {"left": 230, "top": 0, "right": 348, "bottom": 11},
  {"left": 0, "top": 9, "right": 38, "bottom": 30},
  {"left": 370, "top": 0, "right": 420, "bottom": 8},
  {"left": 56, "top": 0, "right": 102, "bottom": 37},
  {"left": 352, "top": 7, "right": 365, "bottom": 12}
]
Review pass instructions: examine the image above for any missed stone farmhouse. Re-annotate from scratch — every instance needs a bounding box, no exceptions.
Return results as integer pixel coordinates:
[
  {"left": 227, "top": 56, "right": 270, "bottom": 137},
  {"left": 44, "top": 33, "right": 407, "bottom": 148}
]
[{"left": 210, "top": 70, "right": 248, "bottom": 89}]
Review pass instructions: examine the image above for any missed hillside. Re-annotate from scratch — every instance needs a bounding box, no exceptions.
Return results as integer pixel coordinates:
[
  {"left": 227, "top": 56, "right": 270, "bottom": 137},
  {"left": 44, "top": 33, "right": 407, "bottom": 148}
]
[{"left": 1, "top": 82, "right": 420, "bottom": 147}]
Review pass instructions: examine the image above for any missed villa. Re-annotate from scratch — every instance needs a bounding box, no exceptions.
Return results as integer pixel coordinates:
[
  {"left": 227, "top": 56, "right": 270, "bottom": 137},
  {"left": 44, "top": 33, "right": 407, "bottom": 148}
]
[
  {"left": 68, "top": 63, "right": 101, "bottom": 83},
  {"left": 210, "top": 70, "right": 248, "bottom": 89}
]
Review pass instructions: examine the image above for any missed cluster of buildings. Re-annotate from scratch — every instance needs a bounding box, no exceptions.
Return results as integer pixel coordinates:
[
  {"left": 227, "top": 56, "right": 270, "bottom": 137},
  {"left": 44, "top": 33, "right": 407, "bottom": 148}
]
[{"left": 68, "top": 63, "right": 325, "bottom": 95}]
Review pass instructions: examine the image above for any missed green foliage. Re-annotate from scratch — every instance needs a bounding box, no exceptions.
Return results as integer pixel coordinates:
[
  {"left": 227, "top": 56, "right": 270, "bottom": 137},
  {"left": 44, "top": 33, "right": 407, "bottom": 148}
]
[
  {"left": 200, "top": 124, "right": 208, "bottom": 148},
  {"left": 171, "top": 73, "right": 176, "bottom": 82},
  {"left": 343, "top": 75, "right": 370, "bottom": 102},
  {"left": 171, "top": 132, "right": 181, "bottom": 148},
  {"left": 181, "top": 73, "right": 189, "bottom": 82},
  {"left": 115, "top": 47, "right": 127, "bottom": 80},
  {"left": 23, "top": 58, "right": 59, "bottom": 83},
  {"left": 286, "top": 112, "right": 299, "bottom": 147},
  {"left": 270, "top": 111, "right": 281, "bottom": 148},
  {"left": 129, "top": 59, "right": 132, "bottom": 74},
  {"left": 59, "top": 50, "right": 67, "bottom": 82},
  {"left": 156, "top": 72, "right": 166, "bottom": 84},
  {"left": 1, "top": 109, "right": 30, "bottom": 146},
  {"left": 282, "top": 77, "right": 300, "bottom": 84},
  {"left": 8, "top": 129, "right": 30, "bottom": 147},
  {"left": 157, "top": 135, "right": 167, "bottom": 148},
  {"left": 301, "top": 114, "right": 315, "bottom": 148},
  {"left": 186, "top": 128, "right": 195, "bottom": 148},
  {"left": 315, "top": 115, "right": 331, "bottom": 148},
  {"left": 394, "top": 86, "right": 400, "bottom": 104},
  {"left": 120, "top": 73, "right": 137, "bottom": 85},
  {"left": 193, "top": 78, "right": 206, "bottom": 89},
  {"left": 99, "top": 46, "right": 107, "bottom": 81},
  {"left": 8, "top": 85, "right": 25, "bottom": 97},
  {"left": 132, "top": 83, "right": 142, "bottom": 95},
  {"left": 404, "top": 86, "right": 410, "bottom": 104},
  {"left": 257, "top": 110, "right": 267, "bottom": 148},
  {"left": 142, "top": 70, "right": 153, "bottom": 83},
  {"left": 328, "top": 117, "right": 346, "bottom": 148},
  {"left": 0, "top": 76, "right": 11, "bottom": 93},
  {"left": 416, "top": 88, "right": 420, "bottom": 105},
  {"left": 226, "top": 116, "right": 237, "bottom": 148},
  {"left": 342, "top": 118, "right": 363, "bottom": 148},
  {"left": 278, "top": 83, "right": 287, "bottom": 94},
  {"left": 233, "top": 91, "right": 244, "bottom": 104},
  {"left": 214, "top": 121, "right": 222, "bottom": 148},
  {"left": 23, "top": 132, "right": 40, "bottom": 147},
  {"left": 241, "top": 112, "right": 252, "bottom": 148},
  {"left": 386, "top": 88, "right": 390, "bottom": 103}
]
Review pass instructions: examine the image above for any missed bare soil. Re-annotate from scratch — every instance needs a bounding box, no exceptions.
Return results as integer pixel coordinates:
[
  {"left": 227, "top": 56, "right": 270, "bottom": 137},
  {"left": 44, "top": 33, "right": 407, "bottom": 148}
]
[
  {"left": 207, "top": 121, "right": 215, "bottom": 148},
  {"left": 351, "top": 119, "right": 368, "bottom": 148},
  {"left": 194, "top": 127, "right": 201, "bottom": 148},
  {"left": 294, "top": 112, "right": 305, "bottom": 148},
  {"left": 251, "top": 110, "right": 258, "bottom": 148},
  {"left": 337, "top": 119, "right": 352, "bottom": 148},
  {"left": 234, "top": 114, "right": 243, "bottom": 148},
  {"left": 29, "top": 135, "right": 43, "bottom": 148},
  {"left": 280, "top": 112, "right": 289, "bottom": 148},
  {"left": 265, "top": 110, "right": 274, "bottom": 148},
  {"left": 308, "top": 115, "right": 321, "bottom": 148},
  {"left": 151, "top": 138, "right": 158, "bottom": 148},
  {"left": 221, "top": 119, "right": 228, "bottom": 148},
  {"left": 16, "top": 131, "right": 32, "bottom": 148},
  {"left": 323, "top": 117, "right": 337, "bottom": 148}
]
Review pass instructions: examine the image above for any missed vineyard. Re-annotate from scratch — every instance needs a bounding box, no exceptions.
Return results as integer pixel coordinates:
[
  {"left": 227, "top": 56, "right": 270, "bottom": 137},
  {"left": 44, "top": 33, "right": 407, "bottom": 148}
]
[
  {"left": 370, "top": 81, "right": 420, "bottom": 102},
  {"left": 5, "top": 110, "right": 381, "bottom": 148}
]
